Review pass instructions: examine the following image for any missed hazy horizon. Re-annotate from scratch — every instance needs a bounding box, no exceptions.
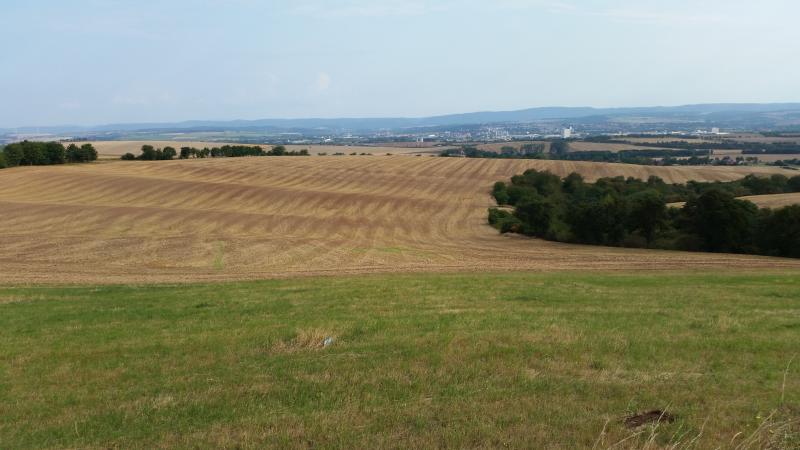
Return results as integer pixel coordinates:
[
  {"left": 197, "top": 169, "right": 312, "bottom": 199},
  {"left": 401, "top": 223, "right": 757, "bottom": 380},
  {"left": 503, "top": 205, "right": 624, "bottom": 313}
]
[{"left": 2, "top": 0, "right": 799, "bottom": 128}]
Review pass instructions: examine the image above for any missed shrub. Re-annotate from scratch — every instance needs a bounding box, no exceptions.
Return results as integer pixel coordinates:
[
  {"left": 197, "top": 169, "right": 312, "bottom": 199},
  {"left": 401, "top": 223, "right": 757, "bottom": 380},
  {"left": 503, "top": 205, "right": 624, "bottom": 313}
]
[{"left": 492, "top": 182, "right": 509, "bottom": 205}]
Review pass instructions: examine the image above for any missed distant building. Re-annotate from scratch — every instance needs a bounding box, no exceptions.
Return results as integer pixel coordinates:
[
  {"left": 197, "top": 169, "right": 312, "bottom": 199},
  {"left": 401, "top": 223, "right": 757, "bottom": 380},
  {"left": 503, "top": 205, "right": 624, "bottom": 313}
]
[
  {"left": 562, "top": 127, "right": 573, "bottom": 139},
  {"left": 711, "top": 127, "right": 721, "bottom": 134}
]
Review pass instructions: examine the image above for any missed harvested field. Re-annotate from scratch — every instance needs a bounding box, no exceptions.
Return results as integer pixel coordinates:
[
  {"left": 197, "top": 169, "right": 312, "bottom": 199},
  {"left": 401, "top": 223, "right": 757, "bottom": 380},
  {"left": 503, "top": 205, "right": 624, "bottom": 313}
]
[
  {"left": 1, "top": 156, "right": 798, "bottom": 284},
  {"left": 739, "top": 192, "right": 800, "bottom": 208},
  {"left": 712, "top": 149, "right": 800, "bottom": 162},
  {"left": 83, "top": 141, "right": 442, "bottom": 158}
]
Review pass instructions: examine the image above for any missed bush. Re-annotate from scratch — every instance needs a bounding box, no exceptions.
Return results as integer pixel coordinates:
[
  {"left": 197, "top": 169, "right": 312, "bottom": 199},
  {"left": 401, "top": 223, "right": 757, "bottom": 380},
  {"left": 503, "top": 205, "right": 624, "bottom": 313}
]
[
  {"left": 492, "top": 182, "right": 509, "bottom": 205},
  {"left": 488, "top": 208, "right": 522, "bottom": 233}
]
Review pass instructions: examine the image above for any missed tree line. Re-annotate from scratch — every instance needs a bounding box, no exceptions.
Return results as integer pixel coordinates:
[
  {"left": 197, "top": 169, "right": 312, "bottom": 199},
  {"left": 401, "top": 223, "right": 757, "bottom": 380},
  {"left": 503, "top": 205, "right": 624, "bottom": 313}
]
[
  {"left": 440, "top": 144, "right": 745, "bottom": 166},
  {"left": 440, "top": 144, "right": 545, "bottom": 159},
  {"left": 489, "top": 170, "right": 800, "bottom": 258},
  {"left": 589, "top": 138, "right": 800, "bottom": 154},
  {"left": 121, "top": 144, "right": 309, "bottom": 161},
  {"left": 0, "top": 141, "right": 97, "bottom": 168}
]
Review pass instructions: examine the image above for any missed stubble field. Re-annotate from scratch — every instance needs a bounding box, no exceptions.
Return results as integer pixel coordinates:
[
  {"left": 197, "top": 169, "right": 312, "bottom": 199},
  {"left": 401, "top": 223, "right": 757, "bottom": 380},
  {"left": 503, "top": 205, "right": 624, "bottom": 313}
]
[{"left": 1, "top": 154, "right": 799, "bottom": 284}]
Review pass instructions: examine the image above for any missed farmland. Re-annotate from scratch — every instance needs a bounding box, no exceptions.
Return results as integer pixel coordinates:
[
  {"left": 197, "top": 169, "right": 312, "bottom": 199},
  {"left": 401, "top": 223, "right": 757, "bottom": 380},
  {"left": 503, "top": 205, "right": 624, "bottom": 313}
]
[
  {"left": 1, "top": 155, "right": 799, "bottom": 284},
  {"left": 739, "top": 192, "right": 800, "bottom": 208}
]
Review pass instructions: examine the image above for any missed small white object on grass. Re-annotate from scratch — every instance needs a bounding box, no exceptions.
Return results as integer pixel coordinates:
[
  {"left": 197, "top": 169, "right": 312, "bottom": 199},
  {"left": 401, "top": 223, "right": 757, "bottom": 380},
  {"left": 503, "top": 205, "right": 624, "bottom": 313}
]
[{"left": 323, "top": 337, "right": 334, "bottom": 347}]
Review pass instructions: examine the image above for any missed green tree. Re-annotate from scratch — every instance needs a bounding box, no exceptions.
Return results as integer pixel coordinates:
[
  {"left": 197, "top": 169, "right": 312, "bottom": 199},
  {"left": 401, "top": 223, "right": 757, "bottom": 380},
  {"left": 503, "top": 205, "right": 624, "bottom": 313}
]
[
  {"left": 44, "top": 142, "right": 66, "bottom": 164},
  {"left": 627, "top": 190, "right": 668, "bottom": 244},
  {"left": 80, "top": 144, "right": 98, "bottom": 162},
  {"left": 757, "top": 205, "right": 800, "bottom": 258},
  {"left": 139, "top": 145, "right": 157, "bottom": 160},
  {"left": 162, "top": 147, "right": 177, "bottom": 160},
  {"left": 562, "top": 172, "right": 584, "bottom": 194},
  {"left": 514, "top": 193, "right": 554, "bottom": 237},
  {"left": 3, "top": 143, "right": 23, "bottom": 166},
  {"left": 788, "top": 175, "right": 800, "bottom": 192},
  {"left": 492, "top": 182, "right": 510, "bottom": 205},
  {"left": 21, "top": 141, "right": 46, "bottom": 165},
  {"left": 681, "top": 189, "right": 758, "bottom": 253},
  {"left": 269, "top": 145, "right": 287, "bottom": 156},
  {"left": 66, "top": 144, "right": 81, "bottom": 162}
]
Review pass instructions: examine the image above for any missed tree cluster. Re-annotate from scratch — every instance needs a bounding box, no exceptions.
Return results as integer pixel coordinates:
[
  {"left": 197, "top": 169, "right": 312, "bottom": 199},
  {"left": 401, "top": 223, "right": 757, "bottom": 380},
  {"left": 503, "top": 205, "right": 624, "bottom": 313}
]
[
  {"left": 0, "top": 141, "right": 97, "bottom": 167},
  {"left": 122, "top": 144, "right": 309, "bottom": 161},
  {"left": 489, "top": 170, "right": 800, "bottom": 258},
  {"left": 441, "top": 144, "right": 544, "bottom": 158}
]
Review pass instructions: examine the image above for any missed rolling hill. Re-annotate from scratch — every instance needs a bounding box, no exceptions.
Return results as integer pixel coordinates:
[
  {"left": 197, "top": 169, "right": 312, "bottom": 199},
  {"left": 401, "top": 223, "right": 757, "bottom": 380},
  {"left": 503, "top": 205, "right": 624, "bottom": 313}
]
[{"left": 2, "top": 155, "right": 798, "bottom": 284}]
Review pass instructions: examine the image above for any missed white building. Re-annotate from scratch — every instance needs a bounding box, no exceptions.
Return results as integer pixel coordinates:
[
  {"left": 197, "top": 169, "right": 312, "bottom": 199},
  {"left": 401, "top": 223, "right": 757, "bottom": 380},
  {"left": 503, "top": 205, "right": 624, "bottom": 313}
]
[{"left": 562, "top": 127, "right": 574, "bottom": 139}]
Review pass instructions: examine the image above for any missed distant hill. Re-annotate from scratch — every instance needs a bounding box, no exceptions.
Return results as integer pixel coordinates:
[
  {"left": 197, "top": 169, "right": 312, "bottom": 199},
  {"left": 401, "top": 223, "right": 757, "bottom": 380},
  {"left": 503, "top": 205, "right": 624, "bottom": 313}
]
[{"left": 4, "top": 103, "right": 800, "bottom": 134}]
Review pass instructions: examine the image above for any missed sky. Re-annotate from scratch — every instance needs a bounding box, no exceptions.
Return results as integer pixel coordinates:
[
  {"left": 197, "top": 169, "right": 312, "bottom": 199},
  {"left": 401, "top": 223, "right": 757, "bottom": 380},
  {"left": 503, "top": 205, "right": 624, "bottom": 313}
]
[{"left": 1, "top": 0, "right": 799, "bottom": 127}]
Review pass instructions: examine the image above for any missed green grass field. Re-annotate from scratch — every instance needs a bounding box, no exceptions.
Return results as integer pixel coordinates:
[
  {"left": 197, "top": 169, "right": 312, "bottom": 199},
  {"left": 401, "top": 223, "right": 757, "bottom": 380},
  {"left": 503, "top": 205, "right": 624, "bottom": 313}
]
[{"left": 1, "top": 272, "right": 799, "bottom": 449}]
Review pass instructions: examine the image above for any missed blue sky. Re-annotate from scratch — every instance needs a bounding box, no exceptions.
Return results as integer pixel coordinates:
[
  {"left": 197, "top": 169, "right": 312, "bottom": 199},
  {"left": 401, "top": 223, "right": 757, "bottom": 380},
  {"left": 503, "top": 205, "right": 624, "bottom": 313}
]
[{"left": 1, "top": 0, "right": 798, "bottom": 127}]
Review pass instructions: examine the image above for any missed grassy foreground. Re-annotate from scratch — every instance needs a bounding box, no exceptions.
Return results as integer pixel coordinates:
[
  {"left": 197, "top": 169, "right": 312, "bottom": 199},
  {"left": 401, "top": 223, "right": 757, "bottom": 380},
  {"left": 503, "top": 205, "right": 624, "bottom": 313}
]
[{"left": 1, "top": 272, "right": 799, "bottom": 449}]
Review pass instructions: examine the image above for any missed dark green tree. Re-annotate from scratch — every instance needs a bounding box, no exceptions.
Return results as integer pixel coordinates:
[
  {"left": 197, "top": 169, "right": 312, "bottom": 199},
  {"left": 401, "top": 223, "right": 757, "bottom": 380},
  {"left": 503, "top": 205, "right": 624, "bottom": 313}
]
[
  {"left": 627, "top": 190, "right": 668, "bottom": 244},
  {"left": 162, "top": 147, "right": 177, "bottom": 160},
  {"left": 492, "top": 182, "right": 509, "bottom": 205},
  {"left": 788, "top": 175, "right": 800, "bottom": 192},
  {"left": 757, "top": 205, "right": 800, "bottom": 258},
  {"left": 139, "top": 145, "right": 157, "bottom": 160},
  {"left": 514, "top": 193, "right": 554, "bottom": 237},
  {"left": 681, "top": 189, "right": 758, "bottom": 253},
  {"left": 79, "top": 144, "right": 98, "bottom": 162},
  {"left": 3, "top": 143, "right": 23, "bottom": 166},
  {"left": 44, "top": 142, "right": 66, "bottom": 164}
]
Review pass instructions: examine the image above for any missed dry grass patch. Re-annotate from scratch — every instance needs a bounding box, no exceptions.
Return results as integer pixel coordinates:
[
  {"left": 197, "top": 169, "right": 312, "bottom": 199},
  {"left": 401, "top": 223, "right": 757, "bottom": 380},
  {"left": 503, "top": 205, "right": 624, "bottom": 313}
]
[{"left": 271, "top": 328, "right": 338, "bottom": 353}]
